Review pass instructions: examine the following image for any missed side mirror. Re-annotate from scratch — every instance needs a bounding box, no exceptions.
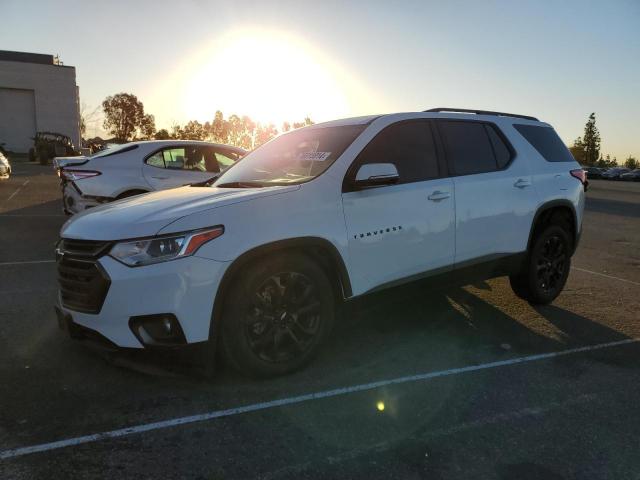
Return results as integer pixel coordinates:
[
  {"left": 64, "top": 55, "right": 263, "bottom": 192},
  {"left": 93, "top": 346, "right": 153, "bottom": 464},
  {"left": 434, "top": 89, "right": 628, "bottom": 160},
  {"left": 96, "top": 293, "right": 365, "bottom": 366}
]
[{"left": 354, "top": 163, "right": 399, "bottom": 188}]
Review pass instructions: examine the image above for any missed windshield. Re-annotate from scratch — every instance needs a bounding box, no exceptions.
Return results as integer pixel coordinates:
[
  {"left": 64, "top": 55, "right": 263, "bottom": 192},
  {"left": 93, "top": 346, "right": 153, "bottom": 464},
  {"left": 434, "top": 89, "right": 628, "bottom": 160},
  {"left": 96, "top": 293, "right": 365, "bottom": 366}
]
[{"left": 214, "top": 125, "right": 366, "bottom": 187}]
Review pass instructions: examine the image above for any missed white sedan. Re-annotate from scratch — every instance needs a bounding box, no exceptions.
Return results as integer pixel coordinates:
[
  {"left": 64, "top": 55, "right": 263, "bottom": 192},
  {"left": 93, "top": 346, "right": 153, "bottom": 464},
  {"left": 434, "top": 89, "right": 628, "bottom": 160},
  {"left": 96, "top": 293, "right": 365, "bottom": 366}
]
[{"left": 54, "top": 140, "right": 246, "bottom": 214}]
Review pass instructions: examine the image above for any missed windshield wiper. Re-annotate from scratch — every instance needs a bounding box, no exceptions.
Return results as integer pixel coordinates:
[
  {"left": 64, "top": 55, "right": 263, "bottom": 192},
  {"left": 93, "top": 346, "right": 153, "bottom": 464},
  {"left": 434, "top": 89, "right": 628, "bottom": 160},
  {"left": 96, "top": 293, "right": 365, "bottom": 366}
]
[
  {"left": 189, "top": 174, "right": 220, "bottom": 187},
  {"left": 215, "top": 181, "right": 265, "bottom": 188}
]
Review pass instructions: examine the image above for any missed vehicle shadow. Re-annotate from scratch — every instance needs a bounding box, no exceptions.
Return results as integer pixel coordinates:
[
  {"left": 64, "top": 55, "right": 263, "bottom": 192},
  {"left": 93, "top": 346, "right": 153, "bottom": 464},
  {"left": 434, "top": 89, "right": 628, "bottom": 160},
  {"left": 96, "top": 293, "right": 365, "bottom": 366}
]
[{"left": 99, "top": 275, "right": 631, "bottom": 384}]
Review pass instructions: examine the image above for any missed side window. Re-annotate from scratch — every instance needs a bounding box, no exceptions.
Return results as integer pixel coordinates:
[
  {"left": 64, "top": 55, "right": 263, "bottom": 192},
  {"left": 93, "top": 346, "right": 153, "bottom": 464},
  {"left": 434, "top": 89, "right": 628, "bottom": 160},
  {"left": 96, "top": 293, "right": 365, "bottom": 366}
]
[
  {"left": 439, "top": 121, "right": 498, "bottom": 175},
  {"left": 513, "top": 124, "right": 575, "bottom": 162},
  {"left": 146, "top": 151, "right": 165, "bottom": 168},
  {"left": 215, "top": 151, "right": 237, "bottom": 170},
  {"left": 354, "top": 120, "right": 439, "bottom": 184},
  {"left": 183, "top": 146, "right": 207, "bottom": 171},
  {"left": 485, "top": 125, "right": 511, "bottom": 168},
  {"left": 163, "top": 148, "right": 186, "bottom": 169}
]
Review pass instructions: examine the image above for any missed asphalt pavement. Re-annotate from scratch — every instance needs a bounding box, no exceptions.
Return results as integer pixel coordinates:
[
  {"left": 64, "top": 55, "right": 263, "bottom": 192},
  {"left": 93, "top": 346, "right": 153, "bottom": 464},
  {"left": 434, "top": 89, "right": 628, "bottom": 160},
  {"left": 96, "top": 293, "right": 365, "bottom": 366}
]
[{"left": 1, "top": 159, "right": 639, "bottom": 479}]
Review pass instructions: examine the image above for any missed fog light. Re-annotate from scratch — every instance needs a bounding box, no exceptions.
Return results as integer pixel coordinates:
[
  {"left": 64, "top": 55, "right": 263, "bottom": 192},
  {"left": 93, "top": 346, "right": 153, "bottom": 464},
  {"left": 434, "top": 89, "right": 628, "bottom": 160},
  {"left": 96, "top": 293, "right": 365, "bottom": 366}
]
[{"left": 129, "top": 314, "right": 186, "bottom": 346}]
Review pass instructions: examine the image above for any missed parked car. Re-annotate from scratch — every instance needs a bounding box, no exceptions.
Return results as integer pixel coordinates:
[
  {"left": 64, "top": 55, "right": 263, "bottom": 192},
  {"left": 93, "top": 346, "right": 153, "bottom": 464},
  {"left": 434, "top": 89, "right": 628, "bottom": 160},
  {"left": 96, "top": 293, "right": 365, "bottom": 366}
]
[
  {"left": 620, "top": 169, "right": 640, "bottom": 181},
  {"left": 55, "top": 108, "right": 586, "bottom": 378},
  {"left": 0, "top": 151, "right": 11, "bottom": 177},
  {"left": 53, "top": 140, "right": 246, "bottom": 214},
  {"left": 583, "top": 166, "right": 605, "bottom": 179},
  {"left": 601, "top": 167, "right": 630, "bottom": 180}
]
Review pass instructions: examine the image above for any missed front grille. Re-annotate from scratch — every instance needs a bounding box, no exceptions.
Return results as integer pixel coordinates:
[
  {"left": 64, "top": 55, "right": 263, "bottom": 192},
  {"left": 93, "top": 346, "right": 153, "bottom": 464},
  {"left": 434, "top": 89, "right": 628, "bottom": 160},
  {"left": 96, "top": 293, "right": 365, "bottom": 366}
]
[{"left": 57, "top": 239, "right": 112, "bottom": 314}]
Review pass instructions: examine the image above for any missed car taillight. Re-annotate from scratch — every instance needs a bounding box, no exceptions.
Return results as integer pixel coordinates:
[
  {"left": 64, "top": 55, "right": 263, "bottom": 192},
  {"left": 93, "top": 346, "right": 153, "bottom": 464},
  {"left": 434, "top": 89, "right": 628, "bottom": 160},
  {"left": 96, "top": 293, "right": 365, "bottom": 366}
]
[
  {"left": 61, "top": 170, "right": 101, "bottom": 181},
  {"left": 570, "top": 169, "right": 588, "bottom": 191}
]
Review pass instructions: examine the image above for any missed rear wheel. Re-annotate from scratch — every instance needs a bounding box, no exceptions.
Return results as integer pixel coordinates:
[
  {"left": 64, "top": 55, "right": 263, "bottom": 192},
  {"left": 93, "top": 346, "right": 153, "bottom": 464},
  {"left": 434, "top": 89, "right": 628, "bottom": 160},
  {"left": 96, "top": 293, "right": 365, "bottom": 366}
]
[
  {"left": 221, "top": 253, "right": 334, "bottom": 378},
  {"left": 509, "top": 225, "right": 571, "bottom": 305}
]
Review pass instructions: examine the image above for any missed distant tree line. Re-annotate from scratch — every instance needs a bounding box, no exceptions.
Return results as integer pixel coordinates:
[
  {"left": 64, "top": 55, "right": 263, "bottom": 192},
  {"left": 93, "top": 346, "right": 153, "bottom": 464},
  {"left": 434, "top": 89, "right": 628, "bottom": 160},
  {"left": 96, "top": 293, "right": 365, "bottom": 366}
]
[
  {"left": 96, "top": 92, "right": 313, "bottom": 150},
  {"left": 569, "top": 112, "right": 637, "bottom": 169}
]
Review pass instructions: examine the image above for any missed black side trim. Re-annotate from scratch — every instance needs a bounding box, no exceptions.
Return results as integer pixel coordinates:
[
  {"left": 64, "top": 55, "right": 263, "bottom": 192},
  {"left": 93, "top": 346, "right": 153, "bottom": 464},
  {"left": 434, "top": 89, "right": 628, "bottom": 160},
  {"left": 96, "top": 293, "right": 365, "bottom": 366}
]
[
  {"left": 425, "top": 107, "right": 539, "bottom": 122},
  {"left": 363, "top": 252, "right": 526, "bottom": 295}
]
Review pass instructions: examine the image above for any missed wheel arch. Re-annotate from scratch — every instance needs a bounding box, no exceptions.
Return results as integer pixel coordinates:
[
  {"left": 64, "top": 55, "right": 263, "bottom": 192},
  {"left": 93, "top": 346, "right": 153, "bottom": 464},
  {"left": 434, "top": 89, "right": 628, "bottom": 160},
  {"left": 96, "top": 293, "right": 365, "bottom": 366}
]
[
  {"left": 208, "top": 237, "right": 352, "bottom": 342},
  {"left": 527, "top": 200, "right": 578, "bottom": 253}
]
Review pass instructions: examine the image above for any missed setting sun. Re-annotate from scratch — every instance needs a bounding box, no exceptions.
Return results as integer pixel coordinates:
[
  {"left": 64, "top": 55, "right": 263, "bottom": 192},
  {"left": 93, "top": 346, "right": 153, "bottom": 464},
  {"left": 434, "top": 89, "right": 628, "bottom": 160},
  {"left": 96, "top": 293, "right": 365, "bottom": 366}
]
[{"left": 179, "top": 29, "right": 354, "bottom": 125}]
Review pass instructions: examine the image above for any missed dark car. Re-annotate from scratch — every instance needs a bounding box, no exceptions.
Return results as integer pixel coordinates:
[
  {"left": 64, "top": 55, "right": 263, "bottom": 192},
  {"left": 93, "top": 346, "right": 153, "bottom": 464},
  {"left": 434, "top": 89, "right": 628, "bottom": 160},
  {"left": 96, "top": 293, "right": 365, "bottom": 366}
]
[
  {"left": 584, "top": 166, "right": 605, "bottom": 179},
  {"left": 620, "top": 169, "right": 640, "bottom": 181},
  {"left": 601, "top": 167, "right": 630, "bottom": 180}
]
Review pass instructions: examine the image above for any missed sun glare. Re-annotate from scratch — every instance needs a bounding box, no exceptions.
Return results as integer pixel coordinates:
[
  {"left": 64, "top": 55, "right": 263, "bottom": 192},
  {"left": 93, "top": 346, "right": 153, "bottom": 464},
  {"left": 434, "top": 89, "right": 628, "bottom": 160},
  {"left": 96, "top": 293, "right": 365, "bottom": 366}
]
[{"left": 179, "top": 29, "right": 353, "bottom": 126}]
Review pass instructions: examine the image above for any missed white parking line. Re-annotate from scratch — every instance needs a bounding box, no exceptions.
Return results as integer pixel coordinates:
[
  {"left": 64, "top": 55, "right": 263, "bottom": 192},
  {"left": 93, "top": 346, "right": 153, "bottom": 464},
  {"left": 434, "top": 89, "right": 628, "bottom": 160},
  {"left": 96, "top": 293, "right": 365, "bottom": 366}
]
[
  {"left": 0, "top": 337, "right": 637, "bottom": 460},
  {"left": 572, "top": 267, "right": 640, "bottom": 287},
  {"left": 0, "top": 260, "right": 55, "bottom": 266},
  {"left": 5, "top": 179, "right": 29, "bottom": 201}
]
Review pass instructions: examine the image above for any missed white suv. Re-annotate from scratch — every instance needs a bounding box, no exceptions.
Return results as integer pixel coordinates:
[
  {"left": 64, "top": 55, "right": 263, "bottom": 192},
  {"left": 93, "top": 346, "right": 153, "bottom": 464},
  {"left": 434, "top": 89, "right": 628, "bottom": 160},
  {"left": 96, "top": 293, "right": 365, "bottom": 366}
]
[
  {"left": 55, "top": 108, "right": 586, "bottom": 377},
  {"left": 54, "top": 140, "right": 246, "bottom": 214}
]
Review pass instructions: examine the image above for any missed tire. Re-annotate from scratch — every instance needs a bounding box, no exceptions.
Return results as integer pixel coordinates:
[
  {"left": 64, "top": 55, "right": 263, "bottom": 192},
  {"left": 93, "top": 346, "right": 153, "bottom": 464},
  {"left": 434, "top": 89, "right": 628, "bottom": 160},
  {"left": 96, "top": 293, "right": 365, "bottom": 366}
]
[
  {"left": 509, "top": 225, "right": 571, "bottom": 305},
  {"left": 220, "top": 252, "right": 335, "bottom": 378}
]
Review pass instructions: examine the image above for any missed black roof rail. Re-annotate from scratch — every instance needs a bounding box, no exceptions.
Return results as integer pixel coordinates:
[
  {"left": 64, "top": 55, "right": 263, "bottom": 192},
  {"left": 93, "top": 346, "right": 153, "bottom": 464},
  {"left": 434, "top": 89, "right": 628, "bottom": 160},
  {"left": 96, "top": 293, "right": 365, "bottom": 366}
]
[{"left": 424, "top": 107, "right": 539, "bottom": 122}]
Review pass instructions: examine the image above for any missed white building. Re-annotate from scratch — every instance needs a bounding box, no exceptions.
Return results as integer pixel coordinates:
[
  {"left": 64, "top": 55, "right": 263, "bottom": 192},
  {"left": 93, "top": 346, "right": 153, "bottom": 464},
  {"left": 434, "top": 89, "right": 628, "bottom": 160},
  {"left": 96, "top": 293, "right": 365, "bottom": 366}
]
[{"left": 0, "top": 50, "right": 81, "bottom": 153}]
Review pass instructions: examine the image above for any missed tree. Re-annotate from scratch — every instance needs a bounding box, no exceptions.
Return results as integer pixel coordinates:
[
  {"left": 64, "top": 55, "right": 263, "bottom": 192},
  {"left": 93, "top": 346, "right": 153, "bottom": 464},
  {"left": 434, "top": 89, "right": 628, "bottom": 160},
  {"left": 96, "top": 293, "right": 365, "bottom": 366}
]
[
  {"left": 154, "top": 128, "right": 170, "bottom": 140},
  {"left": 569, "top": 137, "right": 585, "bottom": 164},
  {"left": 79, "top": 102, "right": 101, "bottom": 139},
  {"left": 181, "top": 120, "right": 205, "bottom": 140},
  {"left": 624, "top": 155, "right": 638, "bottom": 170},
  {"left": 255, "top": 123, "right": 278, "bottom": 147},
  {"left": 139, "top": 114, "right": 156, "bottom": 139},
  {"left": 596, "top": 154, "right": 617, "bottom": 168},
  {"left": 581, "top": 113, "right": 601, "bottom": 166},
  {"left": 102, "top": 93, "right": 151, "bottom": 141},
  {"left": 209, "top": 111, "right": 229, "bottom": 143},
  {"left": 281, "top": 121, "right": 291, "bottom": 133},
  {"left": 292, "top": 117, "right": 314, "bottom": 129}
]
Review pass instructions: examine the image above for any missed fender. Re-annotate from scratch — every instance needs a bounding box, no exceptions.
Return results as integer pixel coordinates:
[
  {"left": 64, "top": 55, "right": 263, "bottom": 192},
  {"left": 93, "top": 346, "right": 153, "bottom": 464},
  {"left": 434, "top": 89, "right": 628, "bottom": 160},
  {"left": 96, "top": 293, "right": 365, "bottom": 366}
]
[{"left": 527, "top": 199, "right": 578, "bottom": 252}]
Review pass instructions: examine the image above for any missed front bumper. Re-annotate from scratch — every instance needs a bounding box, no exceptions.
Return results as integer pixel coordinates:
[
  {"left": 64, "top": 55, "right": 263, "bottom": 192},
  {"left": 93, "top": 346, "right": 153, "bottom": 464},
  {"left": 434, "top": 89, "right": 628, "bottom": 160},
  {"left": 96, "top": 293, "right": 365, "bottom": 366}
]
[{"left": 57, "top": 254, "right": 230, "bottom": 348}]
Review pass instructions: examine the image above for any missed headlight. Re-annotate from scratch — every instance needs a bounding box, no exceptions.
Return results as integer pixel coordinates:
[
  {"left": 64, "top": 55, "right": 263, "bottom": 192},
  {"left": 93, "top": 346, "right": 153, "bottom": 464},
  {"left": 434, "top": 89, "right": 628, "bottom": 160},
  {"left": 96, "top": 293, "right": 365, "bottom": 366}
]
[{"left": 109, "top": 226, "right": 224, "bottom": 267}]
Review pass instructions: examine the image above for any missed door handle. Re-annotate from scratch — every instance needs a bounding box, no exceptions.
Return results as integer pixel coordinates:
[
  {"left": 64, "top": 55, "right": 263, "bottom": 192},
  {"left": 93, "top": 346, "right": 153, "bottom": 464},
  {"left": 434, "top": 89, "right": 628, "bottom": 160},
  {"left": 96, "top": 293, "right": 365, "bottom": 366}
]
[
  {"left": 514, "top": 178, "right": 531, "bottom": 188},
  {"left": 152, "top": 175, "right": 169, "bottom": 180},
  {"left": 428, "top": 190, "right": 450, "bottom": 201}
]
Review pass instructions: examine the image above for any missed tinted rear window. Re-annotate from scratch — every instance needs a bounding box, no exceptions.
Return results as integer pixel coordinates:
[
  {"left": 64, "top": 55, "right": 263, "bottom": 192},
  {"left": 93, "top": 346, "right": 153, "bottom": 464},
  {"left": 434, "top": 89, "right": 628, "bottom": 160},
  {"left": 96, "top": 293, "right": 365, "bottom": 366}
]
[
  {"left": 439, "top": 121, "right": 499, "bottom": 175},
  {"left": 514, "top": 125, "right": 574, "bottom": 163}
]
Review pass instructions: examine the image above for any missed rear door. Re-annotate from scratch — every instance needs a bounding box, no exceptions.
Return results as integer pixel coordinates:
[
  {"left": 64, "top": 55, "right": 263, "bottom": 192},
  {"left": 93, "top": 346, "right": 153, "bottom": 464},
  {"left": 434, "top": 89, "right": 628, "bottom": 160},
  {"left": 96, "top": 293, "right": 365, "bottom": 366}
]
[
  {"left": 142, "top": 145, "right": 217, "bottom": 190},
  {"left": 436, "top": 120, "right": 537, "bottom": 265},
  {"left": 341, "top": 120, "right": 455, "bottom": 292}
]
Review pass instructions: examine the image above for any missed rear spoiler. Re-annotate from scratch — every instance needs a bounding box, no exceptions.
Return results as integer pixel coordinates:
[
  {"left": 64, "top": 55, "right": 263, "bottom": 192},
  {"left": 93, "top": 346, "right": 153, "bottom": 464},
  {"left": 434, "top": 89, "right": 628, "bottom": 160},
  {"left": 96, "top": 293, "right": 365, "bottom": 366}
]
[{"left": 53, "top": 156, "right": 89, "bottom": 170}]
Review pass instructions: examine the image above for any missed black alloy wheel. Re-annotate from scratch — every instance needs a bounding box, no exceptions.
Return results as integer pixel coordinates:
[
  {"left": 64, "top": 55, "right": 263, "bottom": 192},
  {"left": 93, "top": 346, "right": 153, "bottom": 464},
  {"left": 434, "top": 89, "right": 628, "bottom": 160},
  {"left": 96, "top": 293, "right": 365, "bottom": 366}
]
[{"left": 245, "top": 272, "right": 322, "bottom": 364}]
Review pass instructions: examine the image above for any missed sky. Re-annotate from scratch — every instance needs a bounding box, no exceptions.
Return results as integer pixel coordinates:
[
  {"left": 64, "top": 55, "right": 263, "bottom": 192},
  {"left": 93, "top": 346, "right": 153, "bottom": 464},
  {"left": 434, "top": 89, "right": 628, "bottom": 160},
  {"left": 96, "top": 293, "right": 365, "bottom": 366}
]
[{"left": 1, "top": 0, "right": 638, "bottom": 160}]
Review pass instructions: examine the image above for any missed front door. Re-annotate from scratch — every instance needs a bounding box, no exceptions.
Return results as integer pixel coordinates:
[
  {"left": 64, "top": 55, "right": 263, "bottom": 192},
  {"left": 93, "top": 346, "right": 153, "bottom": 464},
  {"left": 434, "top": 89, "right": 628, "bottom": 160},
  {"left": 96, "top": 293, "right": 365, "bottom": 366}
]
[{"left": 341, "top": 120, "right": 455, "bottom": 293}]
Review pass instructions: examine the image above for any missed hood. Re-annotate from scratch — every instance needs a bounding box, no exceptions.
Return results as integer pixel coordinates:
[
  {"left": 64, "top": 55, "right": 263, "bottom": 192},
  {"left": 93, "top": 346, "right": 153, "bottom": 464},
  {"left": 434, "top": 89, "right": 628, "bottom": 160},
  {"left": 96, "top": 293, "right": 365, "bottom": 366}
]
[
  {"left": 53, "top": 156, "right": 89, "bottom": 169},
  {"left": 61, "top": 184, "right": 299, "bottom": 240}
]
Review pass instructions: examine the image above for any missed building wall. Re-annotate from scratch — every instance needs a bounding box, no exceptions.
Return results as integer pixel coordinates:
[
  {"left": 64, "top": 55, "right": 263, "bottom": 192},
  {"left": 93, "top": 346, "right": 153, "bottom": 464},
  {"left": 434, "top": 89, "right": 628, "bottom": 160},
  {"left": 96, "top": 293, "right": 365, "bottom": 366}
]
[{"left": 0, "top": 60, "right": 80, "bottom": 153}]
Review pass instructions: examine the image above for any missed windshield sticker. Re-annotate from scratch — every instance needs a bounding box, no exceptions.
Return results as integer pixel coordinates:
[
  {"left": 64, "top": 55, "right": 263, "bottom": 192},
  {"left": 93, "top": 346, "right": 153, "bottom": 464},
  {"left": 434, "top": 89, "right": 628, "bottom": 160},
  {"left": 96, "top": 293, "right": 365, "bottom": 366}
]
[{"left": 298, "top": 151, "right": 332, "bottom": 161}]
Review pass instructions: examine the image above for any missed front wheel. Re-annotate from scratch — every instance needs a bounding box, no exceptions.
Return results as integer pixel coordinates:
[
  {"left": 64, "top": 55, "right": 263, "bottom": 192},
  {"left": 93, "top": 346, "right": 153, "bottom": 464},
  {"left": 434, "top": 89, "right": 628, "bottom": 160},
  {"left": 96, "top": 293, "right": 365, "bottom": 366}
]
[
  {"left": 220, "top": 253, "right": 335, "bottom": 378},
  {"left": 510, "top": 225, "right": 571, "bottom": 305}
]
